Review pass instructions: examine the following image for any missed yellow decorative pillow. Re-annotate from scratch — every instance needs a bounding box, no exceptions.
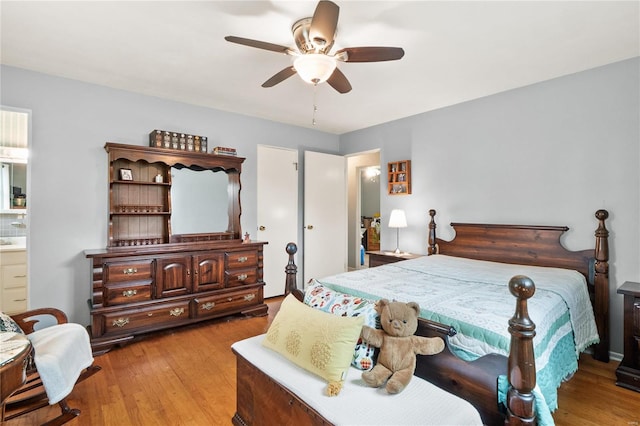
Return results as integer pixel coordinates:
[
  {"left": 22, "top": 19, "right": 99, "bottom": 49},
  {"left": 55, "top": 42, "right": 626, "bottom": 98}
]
[{"left": 262, "top": 294, "right": 364, "bottom": 396}]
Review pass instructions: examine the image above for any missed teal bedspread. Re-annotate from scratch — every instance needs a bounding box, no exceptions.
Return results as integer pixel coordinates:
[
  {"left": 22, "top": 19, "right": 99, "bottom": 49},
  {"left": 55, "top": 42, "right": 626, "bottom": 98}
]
[{"left": 314, "top": 254, "right": 599, "bottom": 421}]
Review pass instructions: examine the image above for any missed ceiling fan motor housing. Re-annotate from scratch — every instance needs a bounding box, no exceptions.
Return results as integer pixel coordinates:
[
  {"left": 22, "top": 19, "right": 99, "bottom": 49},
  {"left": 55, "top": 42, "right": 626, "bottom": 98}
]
[{"left": 292, "top": 18, "right": 334, "bottom": 54}]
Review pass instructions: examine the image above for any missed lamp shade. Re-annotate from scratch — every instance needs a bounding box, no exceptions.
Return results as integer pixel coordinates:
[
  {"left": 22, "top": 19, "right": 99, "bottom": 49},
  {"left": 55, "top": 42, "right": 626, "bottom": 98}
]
[
  {"left": 294, "top": 54, "right": 337, "bottom": 84},
  {"left": 388, "top": 209, "right": 407, "bottom": 228}
]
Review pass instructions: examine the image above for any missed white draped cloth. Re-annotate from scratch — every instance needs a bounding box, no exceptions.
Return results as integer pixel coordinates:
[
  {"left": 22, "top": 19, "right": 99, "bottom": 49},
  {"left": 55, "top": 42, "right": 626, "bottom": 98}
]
[{"left": 27, "top": 323, "right": 94, "bottom": 404}]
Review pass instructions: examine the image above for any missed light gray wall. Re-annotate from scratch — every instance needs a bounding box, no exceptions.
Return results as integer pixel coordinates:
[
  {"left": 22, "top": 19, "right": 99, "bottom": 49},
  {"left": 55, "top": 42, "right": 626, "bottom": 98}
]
[
  {"left": 340, "top": 57, "right": 640, "bottom": 355},
  {"left": 0, "top": 65, "right": 339, "bottom": 324}
]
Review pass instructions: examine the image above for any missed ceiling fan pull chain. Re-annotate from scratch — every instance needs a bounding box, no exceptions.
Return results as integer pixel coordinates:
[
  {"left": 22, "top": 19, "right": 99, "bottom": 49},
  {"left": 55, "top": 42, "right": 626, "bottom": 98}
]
[{"left": 312, "top": 83, "right": 318, "bottom": 126}]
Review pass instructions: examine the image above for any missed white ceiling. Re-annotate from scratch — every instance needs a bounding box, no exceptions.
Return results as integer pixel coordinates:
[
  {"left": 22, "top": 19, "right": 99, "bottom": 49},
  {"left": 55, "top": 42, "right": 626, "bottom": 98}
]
[{"left": 1, "top": 1, "right": 638, "bottom": 135}]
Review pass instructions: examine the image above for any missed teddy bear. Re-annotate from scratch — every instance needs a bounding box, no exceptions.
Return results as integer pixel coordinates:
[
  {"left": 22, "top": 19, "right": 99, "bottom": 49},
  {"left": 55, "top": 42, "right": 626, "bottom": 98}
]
[{"left": 360, "top": 299, "right": 445, "bottom": 394}]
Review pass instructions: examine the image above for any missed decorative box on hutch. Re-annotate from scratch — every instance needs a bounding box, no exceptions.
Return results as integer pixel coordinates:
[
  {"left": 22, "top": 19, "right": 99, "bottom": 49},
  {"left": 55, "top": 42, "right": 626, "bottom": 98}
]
[{"left": 85, "top": 143, "right": 268, "bottom": 354}]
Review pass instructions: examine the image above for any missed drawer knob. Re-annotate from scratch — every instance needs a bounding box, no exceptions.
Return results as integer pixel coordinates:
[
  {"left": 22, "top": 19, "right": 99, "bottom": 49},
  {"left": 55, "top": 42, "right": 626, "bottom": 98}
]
[
  {"left": 112, "top": 317, "right": 130, "bottom": 327},
  {"left": 237, "top": 273, "right": 248, "bottom": 281},
  {"left": 201, "top": 302, "right": 215, "bottom": 310},
  {"left": 227, "top": 297, "right": 233, "bottom": 302},
  {"left": 243, "top": 294, "right": 255, "bottom": 301},
  {"left": 122, "top": 289, "right": 138, "bottom": 297},
  {"left": 169, "top": 307, "right": 185, "bottom": 317},
  {"left": 237, "top": 256, "right": 248, "bottom": 263},
  {"left": 13, "top": 274, "right": 27, "bottom": 278},
  {"left": 123, "top": 268, "right": 138, "bottom": 275}
]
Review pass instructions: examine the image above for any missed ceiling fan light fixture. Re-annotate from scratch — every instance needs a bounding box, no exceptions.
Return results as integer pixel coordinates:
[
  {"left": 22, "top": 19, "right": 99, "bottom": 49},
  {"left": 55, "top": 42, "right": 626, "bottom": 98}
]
[{"left": 294, "top": 54, "right": 337, "bottom": 85}]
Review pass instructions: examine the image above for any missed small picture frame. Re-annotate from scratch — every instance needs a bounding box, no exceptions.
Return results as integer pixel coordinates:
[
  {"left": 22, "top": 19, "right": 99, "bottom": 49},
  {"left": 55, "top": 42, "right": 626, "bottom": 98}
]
[{"left": 119, "top": 168, "right": 133, "bottom": 181}]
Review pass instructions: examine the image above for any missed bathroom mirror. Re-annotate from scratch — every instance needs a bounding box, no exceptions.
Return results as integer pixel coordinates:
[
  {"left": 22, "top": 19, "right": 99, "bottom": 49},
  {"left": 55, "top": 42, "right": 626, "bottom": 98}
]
[{"left": 0, "top": 161, "right": 27, "bottom": 211}]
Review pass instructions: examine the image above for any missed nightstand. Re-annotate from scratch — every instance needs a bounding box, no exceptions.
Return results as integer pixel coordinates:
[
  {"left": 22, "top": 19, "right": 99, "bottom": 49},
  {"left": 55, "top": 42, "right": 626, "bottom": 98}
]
[
  {"left": 616, "top": 281, "right": 640, "bottom": 392},
  {"left": 367, "top": 251, "right": 423, "bottom": 268}
]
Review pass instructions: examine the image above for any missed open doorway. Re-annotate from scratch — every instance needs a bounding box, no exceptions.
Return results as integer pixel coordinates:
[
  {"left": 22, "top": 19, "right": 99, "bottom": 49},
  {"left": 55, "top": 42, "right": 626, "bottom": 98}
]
[
  {"left": 0, "top": 106, "right": 30, "bottom": 314},
  {"left": 346, "top": 151, "right": 380, "bottom": 271}
]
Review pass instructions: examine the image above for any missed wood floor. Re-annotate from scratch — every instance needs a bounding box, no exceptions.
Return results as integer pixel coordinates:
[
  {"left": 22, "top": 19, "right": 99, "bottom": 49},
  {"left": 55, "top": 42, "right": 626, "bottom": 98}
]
[{"left": 4, "top": 297, "right": 639, "bottom": 426}]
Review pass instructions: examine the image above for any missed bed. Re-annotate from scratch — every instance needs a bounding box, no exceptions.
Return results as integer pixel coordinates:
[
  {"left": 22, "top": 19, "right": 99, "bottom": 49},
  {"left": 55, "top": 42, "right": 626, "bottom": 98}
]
[
  {"left": 285, "top": 209, "right": 610, "bottom": 419},
  {"left": 231, "top": 210, "right": 609, "bottom": 425},
  {"left": 233, "top": 271, "right": 538, "bottom": 425}
]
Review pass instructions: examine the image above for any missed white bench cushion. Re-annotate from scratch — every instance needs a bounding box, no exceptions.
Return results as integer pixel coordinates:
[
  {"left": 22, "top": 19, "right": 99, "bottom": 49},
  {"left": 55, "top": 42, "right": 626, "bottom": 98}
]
[{"left": 233, "top": 334, "right": 483, "bottom": 426}]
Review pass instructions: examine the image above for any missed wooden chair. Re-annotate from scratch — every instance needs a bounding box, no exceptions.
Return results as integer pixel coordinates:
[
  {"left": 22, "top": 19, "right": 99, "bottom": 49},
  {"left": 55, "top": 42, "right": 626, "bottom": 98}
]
[{"left": 2, "top": 308, "right": 101, "bottom": 425}]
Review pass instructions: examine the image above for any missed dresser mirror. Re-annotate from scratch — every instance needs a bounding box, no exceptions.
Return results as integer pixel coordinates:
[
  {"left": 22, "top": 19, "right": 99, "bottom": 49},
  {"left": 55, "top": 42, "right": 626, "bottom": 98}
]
[{"left": 170, "top": 166, "right": 229, "bottom": 234}]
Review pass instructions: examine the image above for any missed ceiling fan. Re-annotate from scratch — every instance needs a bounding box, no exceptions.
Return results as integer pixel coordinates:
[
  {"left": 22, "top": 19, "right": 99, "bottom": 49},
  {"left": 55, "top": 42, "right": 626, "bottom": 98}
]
[{"left": 225, "top": 0, "right": 404, "bottom": 94}]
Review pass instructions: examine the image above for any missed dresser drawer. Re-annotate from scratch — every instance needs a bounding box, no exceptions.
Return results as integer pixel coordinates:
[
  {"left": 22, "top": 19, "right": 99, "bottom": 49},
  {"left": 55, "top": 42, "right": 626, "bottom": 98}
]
[
  {"left": 104, "top": 281, "right": 152, "bottom": 306},
  {"left": 226, "top": 250, "right": 257, "bottom": 269},
  {"left": 225, "top": 268, "right": 257, "bottom": 287},
  {"left": 105, "top": 260, "right": 154, "bottom": 283},
  {"left": 101, "top": 300, "right": 190, "bottom": 335},
  {"left": 2, "top": 264, "right": 27, "bottom": 288},
  {"left": 1, "top": 287, "right": 28, "bottom": 314},
  {"left": 193, "top": 288, "right": 261, "bottom": 319}
]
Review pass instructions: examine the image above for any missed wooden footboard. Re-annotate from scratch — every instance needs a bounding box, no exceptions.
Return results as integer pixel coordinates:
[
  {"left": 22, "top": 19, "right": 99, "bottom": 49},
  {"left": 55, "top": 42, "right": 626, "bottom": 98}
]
[{"left": 279, "top": 243, "right": 536, "bottom": 425}]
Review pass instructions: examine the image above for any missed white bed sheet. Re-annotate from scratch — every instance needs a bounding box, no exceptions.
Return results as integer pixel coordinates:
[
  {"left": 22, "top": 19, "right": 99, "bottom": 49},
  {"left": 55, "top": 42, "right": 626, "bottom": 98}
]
[{"left": 233, "top": 334, "right": 483, "bottom": 426}]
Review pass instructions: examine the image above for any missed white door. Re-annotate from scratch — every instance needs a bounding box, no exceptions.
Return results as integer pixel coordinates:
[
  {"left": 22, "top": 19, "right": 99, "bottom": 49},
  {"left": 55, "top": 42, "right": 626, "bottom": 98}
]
[
  {"left": 257, "top": 145, "right": 298, "bottom": 298},
  {"left": 304, "top": 151, "right": 347, "bottom": 284}
]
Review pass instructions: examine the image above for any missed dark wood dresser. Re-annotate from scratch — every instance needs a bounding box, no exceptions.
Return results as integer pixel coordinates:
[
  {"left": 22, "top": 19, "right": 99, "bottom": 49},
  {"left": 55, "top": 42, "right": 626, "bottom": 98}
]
[
  {"left": 616, "top": 281, "right": 640, "bottom": 392},
  {"left": 86, "top": 143, "right": 268, "bottom": 354}
]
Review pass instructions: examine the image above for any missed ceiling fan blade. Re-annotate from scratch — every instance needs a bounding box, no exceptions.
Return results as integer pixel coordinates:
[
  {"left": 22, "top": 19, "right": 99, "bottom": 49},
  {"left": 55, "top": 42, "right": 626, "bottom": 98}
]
[
  {"left": 262, "top": 67, "right": 297, "bottom": 88},
  {"left": 327, "top": 68, "right": 352, "bottom": 94},
  {"left": 336, "top": 47, "right": 405, "bottom": 62},
  {"left": 309, "top": 1, "right": 339, "bottom": 50},
  {"left": 225, "top": 36, "right": 293, "bottom": 55}
]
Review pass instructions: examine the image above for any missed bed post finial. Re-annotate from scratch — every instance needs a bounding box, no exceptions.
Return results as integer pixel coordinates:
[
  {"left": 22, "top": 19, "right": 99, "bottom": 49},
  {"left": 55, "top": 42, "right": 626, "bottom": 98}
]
[
  {"left": 428, "top": 209, "right": 437, "bottom": 255},
  {"left": 506, "top": 275, "right": 536, "bottom": 425},
  {"left": 284, "top": 243, "right": 298, "bottom": 296},
  {"left": 593, "top": 209, "right": 610, "bottom": 362}
]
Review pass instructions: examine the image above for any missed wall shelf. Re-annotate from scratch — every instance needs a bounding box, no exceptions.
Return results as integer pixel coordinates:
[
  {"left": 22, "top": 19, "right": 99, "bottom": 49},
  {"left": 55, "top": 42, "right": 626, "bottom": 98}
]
[{"left": 387, "top": 160, "right": 411, "bottom": 195}]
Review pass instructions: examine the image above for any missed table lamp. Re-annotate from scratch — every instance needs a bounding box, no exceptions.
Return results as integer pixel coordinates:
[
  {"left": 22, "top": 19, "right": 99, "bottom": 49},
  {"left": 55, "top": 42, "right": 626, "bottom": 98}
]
[{"left": 388, "top": 209, "right": 407, "bottom": 254}]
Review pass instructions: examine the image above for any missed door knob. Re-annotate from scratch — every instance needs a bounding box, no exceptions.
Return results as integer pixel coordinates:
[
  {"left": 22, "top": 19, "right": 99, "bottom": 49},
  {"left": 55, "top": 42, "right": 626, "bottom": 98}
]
[
  {"left": 305, "top": 225, "right": 314, "bottom": 230},
  {"left": 259, "top": 225, "right": 266, "bottom": 231}
]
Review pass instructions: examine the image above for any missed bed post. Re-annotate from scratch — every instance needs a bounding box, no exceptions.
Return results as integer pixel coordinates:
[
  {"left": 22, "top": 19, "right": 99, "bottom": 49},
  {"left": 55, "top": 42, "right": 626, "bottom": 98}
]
[
  {"left": 593, "top": 209, "right": 610, "bottom": 362},
  {"left": 284, "top": 242, "right": 304, "bottom": 300},
  {"left": 284, "top": 242, "right": 297, "bottom": 295},
  {"left": 428, "top": 209, "right": 437, "bottom": 255},
  {"left": 506, "top": 275, "right": 537, "bottom": 425}
]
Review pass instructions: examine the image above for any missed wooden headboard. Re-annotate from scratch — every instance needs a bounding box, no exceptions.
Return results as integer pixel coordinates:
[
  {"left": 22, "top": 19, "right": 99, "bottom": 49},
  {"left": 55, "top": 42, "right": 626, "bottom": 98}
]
[{"left": 426, "top": 209, "right": 610, "bottom": 363}]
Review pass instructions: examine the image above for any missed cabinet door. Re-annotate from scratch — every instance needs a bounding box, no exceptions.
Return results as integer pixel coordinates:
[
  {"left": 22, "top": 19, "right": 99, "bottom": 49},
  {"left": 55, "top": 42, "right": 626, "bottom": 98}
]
[
  {"left": 156, "top": 256, "right": 192, "bottom": 298},
  {"left": 193, "top": 253, "right": 224, "bottom": 292}
]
